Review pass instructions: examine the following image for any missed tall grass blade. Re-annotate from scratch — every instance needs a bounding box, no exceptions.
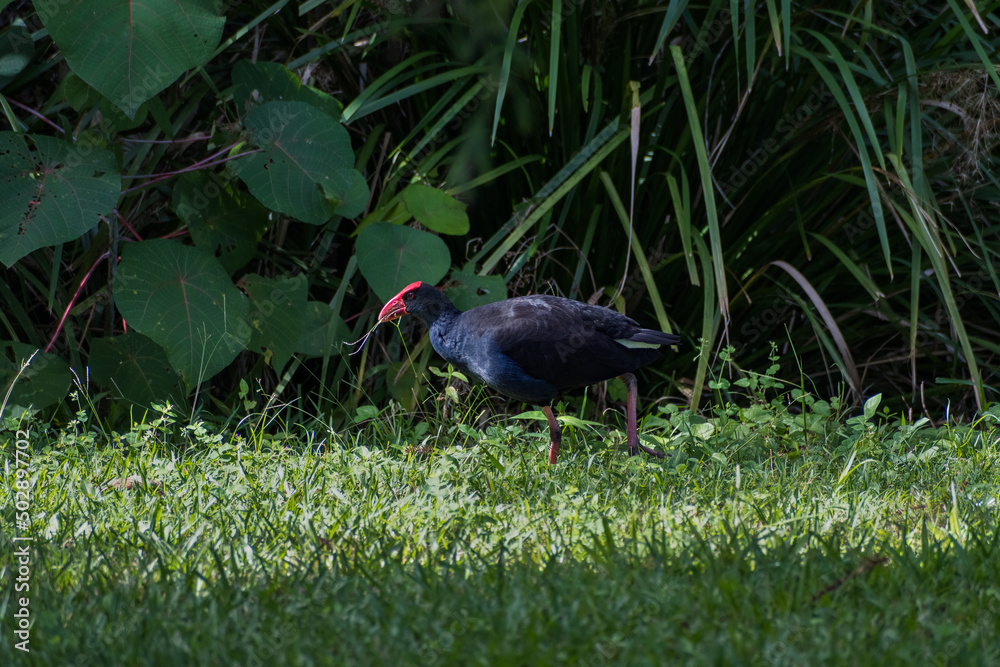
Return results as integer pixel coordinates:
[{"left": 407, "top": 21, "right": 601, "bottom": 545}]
[
  {"left": 888, "top": 155, "right": 985, "bottom": 409},
  {"left": 478, "top": 120, "right": 628, "bottom": 275},
  {"left": 794, "top": 47, "right": 891, "bottom": 276},
  {"left": 340, "top": 51, "right": 437, "bottom": 122},
  {"left": 901, "top": 40, "right": 924, "bottom": 196},
  {"left": 570, "top": 207, "right": 602, "bottom": 300},
  {"left": 0, "top": 350, "right": 38, "bottom": 422},
  {"left": 944, "top": 0, "right": 1000, "bottom": 90},
  {"left": 809, "top": 233, "right": 884, "bottom": 302},
  {"left": 743, "top": 0, "right": 755, "bottom": 86},
  {"left": 212, "top": 0, "right": 291, "bottom": 60},
  {"left": 288, "top": 16, "right": 435, "bottom": 68},
  {"left": 392, "top": 79, "right": 481, "bottom": 163},
  {"left": 781, "top": 0, "right": 790, "bottom": 67},
  {"left": 670, "top": 45, "right": 728, "bottom": 324},
  {"left": 770, "top": 260, "right": 862, "bottom": 398},
  {"left": 809, "top": 31, "right": 886, "bottom": 170},
  {"left": 548, "top": 0, "right": 562, "bottom": 136},
  {"left": 666, "top": 171, "right": 699, "bottom": 285},
  {"left": 764, "top": 0, "right": 781, "bottom": 56},
  {"left": 612, "top": 81, "right": 642, "bottom": 302},
  {"left": 447, "top": 156, "right": 543, "bottom": 196},
  {"left": 600, "top": 171, "right": 673, "bottom": 334},
  {"left": 648, "top": 0, "right": 689, "bottom": 65},
  {"left": 492, "top": 0, "right": 533, "bottom": 146},
  {"left": 690, "top": 234, "right": 718, "bottom": 412},
  {"left": 348, "top": 65, "right": 489, "bottom": 124},
  {"left": 909, "top": 242, "right": 921, "bottom": 390}
]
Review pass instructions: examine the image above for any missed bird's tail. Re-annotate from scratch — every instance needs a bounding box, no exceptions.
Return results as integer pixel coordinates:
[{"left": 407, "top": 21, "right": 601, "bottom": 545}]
[{"left": 629, "top": 330, "right": 681, "bottom": 347}]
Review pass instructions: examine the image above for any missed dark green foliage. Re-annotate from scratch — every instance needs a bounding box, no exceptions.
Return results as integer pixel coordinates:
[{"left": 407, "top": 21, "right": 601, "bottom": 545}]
[
  {"left": 0, "top": 0, "right": 997, "bottom": 427},
  {"left": 0, "top": 132, "right": 120, "bottom": 266},
  {"left": 0, "top": 342, "right": 70, "bottom": 413},
  {"left": 88, "top": 332, "right": 185, "bottom": 408},
  {"left": 115, "top": 239, "right": 251, "bottom": 387}
]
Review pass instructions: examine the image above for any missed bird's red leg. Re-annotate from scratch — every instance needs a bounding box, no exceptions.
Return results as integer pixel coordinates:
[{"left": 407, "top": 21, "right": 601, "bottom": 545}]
[
  {"left": 619, "top": 373, "right": 664, "bottom": 459},
  {"left": 542, "top": 405, "right": 561, "bottom": 464}
]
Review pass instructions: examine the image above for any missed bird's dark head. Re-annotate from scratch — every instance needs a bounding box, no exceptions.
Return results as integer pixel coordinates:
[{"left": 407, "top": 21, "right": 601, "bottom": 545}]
[{"left": 378, "top": 281, "right": 455, "bottom": 325}]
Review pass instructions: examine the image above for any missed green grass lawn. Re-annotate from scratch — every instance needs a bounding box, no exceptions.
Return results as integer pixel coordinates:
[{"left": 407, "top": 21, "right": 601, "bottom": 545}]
[{"left": 2, "top": 394, "right": 999, "bottom": 665}]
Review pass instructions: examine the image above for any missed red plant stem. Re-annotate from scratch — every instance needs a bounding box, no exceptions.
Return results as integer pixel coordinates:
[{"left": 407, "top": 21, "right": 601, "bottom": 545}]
[
  {"left": 161, "top": 227, "right": 189, "bottom": 240},
  {"left": 6, "top": 99, "right": 65, "bottom": 134},
  {"left": 130, "top": 142, "right": 239, "bottom": 178},
  {"left": 343, "top": 308, "right": 369, "bottom": 324},
  {"left": 113, "top": 210, "right": 143, "bottom": 241},
  {"left": 121, "top": 134, "right": 211, "bottom": 144},
  {"left": 45, "top": 251, "right": 111, "bottom": 353},
  {"left": 120, "top": 149, "right": 261, "bottom": 196}
]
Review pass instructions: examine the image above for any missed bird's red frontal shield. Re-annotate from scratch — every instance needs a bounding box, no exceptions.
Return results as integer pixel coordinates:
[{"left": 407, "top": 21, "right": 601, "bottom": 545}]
[{"left": 377, "top": 281, "right": 424, "bottom": 323}]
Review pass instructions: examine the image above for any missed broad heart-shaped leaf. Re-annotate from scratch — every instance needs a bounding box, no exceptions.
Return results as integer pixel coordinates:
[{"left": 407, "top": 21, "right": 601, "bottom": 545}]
[
  {"left": 114, "top": 240, "right": 250, "bottom": 388},
  {"left": 447, "top": 269, "right": 507, "bottom": 311},
  {"left": 296, "top": 302, "right": 351, "bottom": 357},
  {"left": 89, "top": 333, "right": 185, "bottom": 409},
  {"left": 232, "top": 60, "right": 342, "bottom": 121},
  {"left": 0, "top": 342, "right": 71, "bottom": 415},
  {"left": 242, "top": 273, "right": 308, "bottom": 373},
  {"left": 35, "top": 0, "right": 224, "bottom": 118},
  {"left": 231, "top": 101, "right": 361, "bottom": 225},
  {"left": 172, "top": 171, "right": 270, "bottom": 273},
  {"left": 335, "top": 170, "right": 370, "bottom": 219},
  {"left": 0, "top": 133, "right": 120, "bottom": 268},
  {"left": 356, "top": 223, "right": 451, "bottom": 303},
  {"left": 402, "top": 184, "right": 470, "bottom": 235}
]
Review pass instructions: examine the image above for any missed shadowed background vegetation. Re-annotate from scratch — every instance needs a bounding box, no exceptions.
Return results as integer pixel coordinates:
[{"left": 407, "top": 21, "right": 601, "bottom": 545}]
[
  {"left": 2, "top": 4, "right": 1000, "bottom": 664},
  {"left": 0, "top": 0, "right": 998, "bottom": 430}
]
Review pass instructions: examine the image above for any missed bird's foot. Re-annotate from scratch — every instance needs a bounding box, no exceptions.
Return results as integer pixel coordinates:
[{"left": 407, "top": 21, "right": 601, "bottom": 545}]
[
  {"left": 548, "top": 440, "right": 560, "bottom": 465},
  {"left": 627, "top": 441, "right": 665, "bottom": 459}
]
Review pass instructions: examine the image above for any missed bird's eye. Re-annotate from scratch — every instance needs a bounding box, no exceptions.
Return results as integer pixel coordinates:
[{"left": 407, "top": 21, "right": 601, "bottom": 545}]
[{"left": 405, "top": 292, "right": 414, "bottom": 300}]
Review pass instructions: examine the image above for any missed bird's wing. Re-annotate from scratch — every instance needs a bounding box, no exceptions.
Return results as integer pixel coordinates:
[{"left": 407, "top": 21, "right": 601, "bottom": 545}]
[{"left": 466, "top": 296, "right": 665, "bottom": 390}]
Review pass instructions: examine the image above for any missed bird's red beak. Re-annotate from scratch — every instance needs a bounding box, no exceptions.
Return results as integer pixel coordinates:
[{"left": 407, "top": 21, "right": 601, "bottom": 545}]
[
  {"left": 377, "top": 298, "right": 407, "bottom": 324},
  {"left": 377, "top": 281, "right": 423, "bottom": 324}
]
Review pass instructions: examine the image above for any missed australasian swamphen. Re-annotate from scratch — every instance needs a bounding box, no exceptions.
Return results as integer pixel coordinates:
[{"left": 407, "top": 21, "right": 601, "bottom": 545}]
[{"left": 377, "top": 281, "right": 680, "bottom": 464}]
